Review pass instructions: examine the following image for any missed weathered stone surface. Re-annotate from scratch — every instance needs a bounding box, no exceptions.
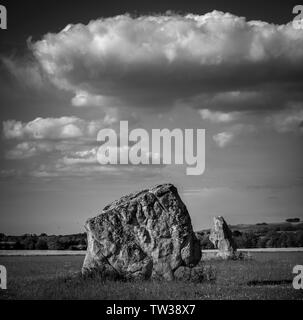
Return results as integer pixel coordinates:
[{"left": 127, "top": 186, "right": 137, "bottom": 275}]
[
  {"left": 82, "top": 183, "right": 201, "bottom": 280},
  {"left": 209, "top": 216, "right": 237, "bottom": 259}
]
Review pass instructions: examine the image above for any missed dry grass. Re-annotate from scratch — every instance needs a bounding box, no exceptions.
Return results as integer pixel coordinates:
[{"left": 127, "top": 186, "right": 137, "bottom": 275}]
[{"left": 0, "top": 252, "right": 302, "bottom": 300}]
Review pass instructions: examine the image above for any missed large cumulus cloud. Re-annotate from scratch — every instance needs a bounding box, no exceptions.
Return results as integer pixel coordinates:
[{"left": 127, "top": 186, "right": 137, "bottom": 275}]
[{"left": 31, "top": 11, "right": 303, "bottom": 112}]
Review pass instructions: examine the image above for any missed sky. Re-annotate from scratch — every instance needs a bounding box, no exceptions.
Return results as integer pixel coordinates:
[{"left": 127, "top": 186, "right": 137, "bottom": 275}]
[{"left": 0, "top": 0, "right": 303, "bottom": 235}]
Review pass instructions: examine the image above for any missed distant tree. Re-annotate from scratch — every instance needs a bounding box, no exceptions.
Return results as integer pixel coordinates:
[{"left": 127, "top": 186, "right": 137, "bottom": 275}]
[
  {"left": 35, "top": 239, "right": 48, "bottom": 250},
  {"left": 46, "top": 236, "right": 64, "bottom": 250},
  {"left": 278, "top": 233, "right": 289, "bottom": 248},
  {"left": 285, "top": 233, "right": 296, "bottom": 247},
  {"left": 39, "top": 233, "right": 48, "bottom": 237},
  {"left": 21, "top": 237, "right": 37, "bottom": 250},
  {"left": 250, "top": 232, "right": 259, "bottom": 248},
  {"left": 80, "top": 237, "right": 87, "bottom": 246},
  {"left": 14, "top": 241, "right": 24, "bottom": 250},
  {"left": 232, "top": 230, "right": 242, "bottom": 237},
  {"left": 286, "top": 218, "right": 300, "bottom": 223},
  {"left": 200, "top": 234, "right": 215, "bottom": 249},
  {"left": 280, "top": 224, "right": 295, "bottom": 232},
  {"left": 297, "top": 223, "right": 303, "bottom": 230},
  {"left": 234, "top": 236, "right": 245, "bottom": 248},
  {"left": 264, "top": 231, "right": 280, "bottom": 248},
  {"left": 58, "top": 236, "right": 74, "bottom": 249},
  {"left": 236, "top": 232, "right": 259, "bottom": 248},
  {"left": 296, "top": 231, "right": 303, "bottom": 247},
  {"left": 258, "top": 227, "right": 269, "bottom": 234},
  {"left": 257, "top": 236, "right": 267, "bottom": 248}
]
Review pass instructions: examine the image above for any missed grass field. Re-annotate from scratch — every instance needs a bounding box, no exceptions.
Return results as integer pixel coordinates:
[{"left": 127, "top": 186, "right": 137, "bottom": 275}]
[{"left": 0, "top": 252, "right": 303, "bottom": 300}]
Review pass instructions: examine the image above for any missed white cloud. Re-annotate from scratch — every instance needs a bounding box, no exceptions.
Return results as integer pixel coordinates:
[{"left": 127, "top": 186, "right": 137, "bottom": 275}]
[
  {"left": 71, "top": 91, "right": 121, "bottom": 109},
  {"left": 266, "top": 106, "right": 303, "bottom": 133},
  {"left": 199, "top": 109, "right": 240, "bottom": 123},
  {"left": 1, "top": 57, "right": 44, "bottom": 89},
  {"left": 31, "top": 11, "right": 303, "bottom": 111},
  {"left": 6, "top": 143, "right": 36, "bottom": 160},
  {"left": 2, "top": 116, "right": 116, "bottom": 165},
  {"left": 3, "top": 121, "right": 25, "bottom": 139},
  {"left": 61, "top": 148, "right": 98, "bottom": 165},
  {"left": 213, "top": 124, "right": 256, "bottom": 148},
  {"left": 3, "top": 117, "right": 108, "bottom": 140},
  {"left": 4, "top": 140, "right": 79, "bottom": 160},
  {"left": 2, "top": 115, "right": 164, "bottom": 177},
  {"left": 213, "top": 132, "right": 235, "bottom": 148}
]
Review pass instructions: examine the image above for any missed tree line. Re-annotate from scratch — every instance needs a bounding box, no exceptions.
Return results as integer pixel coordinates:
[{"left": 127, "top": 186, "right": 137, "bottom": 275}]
[
  {"left": 1, "top": 221, "right": 303, "bottom": 250},
  {"left": 0, "top": 233, "right": 87, "bottom": 250},
  {"left": 196, "top": 222, "right": 303, "bottom": 249}
]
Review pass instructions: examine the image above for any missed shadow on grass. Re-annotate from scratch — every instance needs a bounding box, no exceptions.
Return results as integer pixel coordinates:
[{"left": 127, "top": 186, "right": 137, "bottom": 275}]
[{"left": 247, "top": 279, "right": 293, "bottom": 286}]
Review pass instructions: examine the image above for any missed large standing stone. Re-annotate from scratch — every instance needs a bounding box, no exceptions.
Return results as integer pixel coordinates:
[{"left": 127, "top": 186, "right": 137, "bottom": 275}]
[
  {"left": 209, "top": 216, "right": 237, "bottom": 259},
  {"left": 82, "top": 183, "right": 201, "bottom": 280}
]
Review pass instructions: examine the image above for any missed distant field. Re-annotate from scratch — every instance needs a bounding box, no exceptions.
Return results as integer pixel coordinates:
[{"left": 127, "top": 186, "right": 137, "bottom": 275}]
[
  {"left": 0, "top": 250, "right": 87, "bottom": 256},
  {"left": 0, "top": 252, "right": 302, "bottom": 300},
  {"left": 1, "top": 248, "right": 303, "bottom": 257}
]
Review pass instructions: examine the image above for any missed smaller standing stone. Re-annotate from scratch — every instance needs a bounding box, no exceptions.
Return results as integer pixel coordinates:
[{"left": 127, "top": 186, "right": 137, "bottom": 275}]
[{"left": 209, "top": 216, "right": 237, "bottom": 259}]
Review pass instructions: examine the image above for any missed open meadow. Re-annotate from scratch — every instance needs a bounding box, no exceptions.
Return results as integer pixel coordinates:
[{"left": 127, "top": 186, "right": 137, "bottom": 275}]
[{"left": 0, "top": 251, "right": 302, "bottom": 300}]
